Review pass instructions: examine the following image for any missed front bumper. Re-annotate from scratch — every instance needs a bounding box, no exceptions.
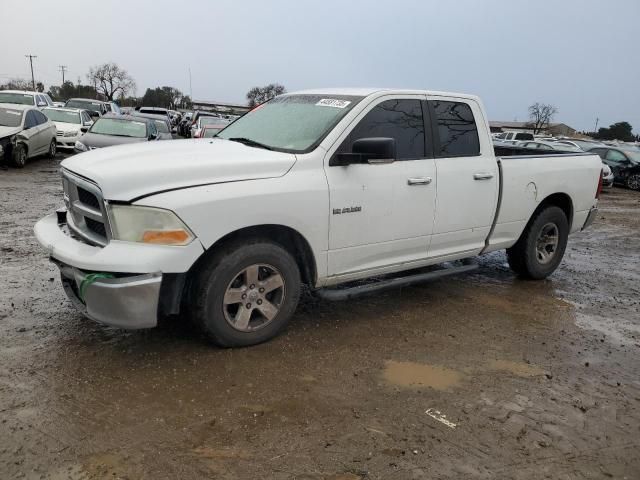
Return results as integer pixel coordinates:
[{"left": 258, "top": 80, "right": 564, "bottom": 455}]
[
  {"left": 582, "top": 206, "right": 598, "bottom": 231},
  {"left": 34, "top": 210, "right": 204, "bottom": 329},
  {"left": 54, "top": 259, "right": 162, "bottom": 329}
]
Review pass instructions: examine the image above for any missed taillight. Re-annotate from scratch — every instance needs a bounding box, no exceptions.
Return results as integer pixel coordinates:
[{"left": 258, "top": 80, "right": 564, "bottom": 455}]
[{"left": 596, "top": 168, "right": 603, "bottom": 199}]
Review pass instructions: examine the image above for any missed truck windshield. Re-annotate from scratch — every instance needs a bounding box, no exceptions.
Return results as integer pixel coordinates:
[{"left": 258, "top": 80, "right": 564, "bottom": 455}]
[{"left": 217, "top": 94, "right": 363, "bottom": 153}]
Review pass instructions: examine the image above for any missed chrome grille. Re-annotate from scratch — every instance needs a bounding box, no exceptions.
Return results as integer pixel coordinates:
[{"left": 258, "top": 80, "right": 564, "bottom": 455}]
[
  {"left": 62, "top": 170, "right": 110, "bottom": 246},
  {"left": 56, "top": 130, "right": 64, "bottom": 137}
]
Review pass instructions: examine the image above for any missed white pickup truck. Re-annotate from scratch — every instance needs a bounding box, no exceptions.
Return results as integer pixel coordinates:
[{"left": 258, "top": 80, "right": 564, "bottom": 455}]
[{"left": 35, "top": 88, "right": 602, "bottom": 347}]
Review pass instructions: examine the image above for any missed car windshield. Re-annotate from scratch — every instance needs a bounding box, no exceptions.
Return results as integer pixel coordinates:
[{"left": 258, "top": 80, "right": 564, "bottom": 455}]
[
  {"left": 66, "top": 100, "right": 102, "bottom": 112},
  {"left": 200, "top": 117, "right": 223, "bottom": 126},
  {"left": 90, "top": 118, "right": 147, "bottom": 138},
  {"left": 0, "top": 92, "right": 34, "bottom": 105},
  {"left": 203, "top": 127, "right": 223, "bottom": 138},
  {"left": 43, "top": 108, "right": 81, "bottom": 124},
  {"left": 0, "top": 107, "right": 24, "bottom": 127},
  {"left": 217, "top": 94, "right": 363, "bottom": 152},
  {"left": 154, "top": 120, "right": 169, "bottom": 133}
]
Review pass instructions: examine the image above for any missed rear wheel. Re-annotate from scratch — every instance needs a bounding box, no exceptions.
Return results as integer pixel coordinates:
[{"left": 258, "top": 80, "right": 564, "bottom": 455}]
[
  {"left": 12, "top": 144, "right": 27, "bottom": 168},
  {"left": 506, "top": 206, "right": 569, "bottom": 279},
  {"left": 626, "top": 174, "right": 640, "bottom": 191},
  {"left": 191, "top": 239, "right": 301, "bottom": 347},
  {"left": 47, "top": 139, "right": 57, "bottom": 158}
]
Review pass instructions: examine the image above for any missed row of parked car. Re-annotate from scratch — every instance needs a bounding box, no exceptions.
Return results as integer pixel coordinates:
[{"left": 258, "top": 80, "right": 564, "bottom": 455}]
[
  {"left": 493, "top": 133, "right": 640, "bottom": 191},
  {"left": 0, "top": 89, "right": 234, "bottom": 168}
]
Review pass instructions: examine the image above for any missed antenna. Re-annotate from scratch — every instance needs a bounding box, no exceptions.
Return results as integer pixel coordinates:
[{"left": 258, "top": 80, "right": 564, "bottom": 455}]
[{"left": 58, "top": 65, "right": 68, "bottom": 84}]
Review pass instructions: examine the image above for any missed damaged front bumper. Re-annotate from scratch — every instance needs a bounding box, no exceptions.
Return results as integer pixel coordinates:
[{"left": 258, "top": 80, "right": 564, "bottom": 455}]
[{"left": 53, "top": 259, "right": 162, "bottom": 329}]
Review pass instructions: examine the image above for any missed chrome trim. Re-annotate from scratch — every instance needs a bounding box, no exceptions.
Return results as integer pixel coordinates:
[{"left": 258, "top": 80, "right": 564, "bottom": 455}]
[
  {"left": 473, "top": 173, "right": 494, "bottom": 180},
  {"left": 61, "top": 169, "right": 111, "bottom": 246},
  {"left": 54, "top": 259, "right": 161, "bottom": 329},
  {"left": 407, "top": 177, "right": 432, "bottom": 186}
]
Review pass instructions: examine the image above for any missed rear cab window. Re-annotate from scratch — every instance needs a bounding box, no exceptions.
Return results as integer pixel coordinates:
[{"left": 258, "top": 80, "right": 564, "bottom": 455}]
[{"left": 429, "top": 100, "right": 480, "bottom": 157}]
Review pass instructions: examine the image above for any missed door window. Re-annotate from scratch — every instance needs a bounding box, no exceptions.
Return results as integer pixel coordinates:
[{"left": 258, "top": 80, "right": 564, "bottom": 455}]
[
  {"left": 33, "top": 110, "right": 48, "bottom": 125},
  {"left": 431, "top": 101, "right": 480, "bottom": 157},
  {"left": 605, "top": 150, "right": 628, "bottom": 164},
  {"left": 24, "top": 111, "right": 37, "bottom": 129},
  {"left": 341, "top": 99, "right": 426, "bottom": 160}
]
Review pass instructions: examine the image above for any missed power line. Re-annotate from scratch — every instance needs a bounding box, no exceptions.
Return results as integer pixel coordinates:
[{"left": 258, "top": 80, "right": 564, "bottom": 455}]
[
  {"left": 25, "top": 54, "right": 37, "bottom": 91},
  {"left": 58, "top": 65, "right": 68, "bottom": 84}
]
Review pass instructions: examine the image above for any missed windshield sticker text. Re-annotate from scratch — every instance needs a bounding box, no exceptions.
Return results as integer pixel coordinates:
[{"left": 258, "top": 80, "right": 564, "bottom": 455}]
[{"left": 316, "top": 99, "right": 351, "bottom": 109}]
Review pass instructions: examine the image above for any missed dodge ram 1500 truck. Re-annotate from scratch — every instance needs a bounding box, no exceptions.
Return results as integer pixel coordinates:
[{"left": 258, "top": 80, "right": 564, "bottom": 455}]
[{"left": 34, "top": 88, "right": 602, "bottom": 347}]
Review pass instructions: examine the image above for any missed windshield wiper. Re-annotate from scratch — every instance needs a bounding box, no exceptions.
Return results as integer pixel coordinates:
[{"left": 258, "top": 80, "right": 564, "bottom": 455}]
[{"left": 227, "top": 137, "right": 273, "bottom": 151}]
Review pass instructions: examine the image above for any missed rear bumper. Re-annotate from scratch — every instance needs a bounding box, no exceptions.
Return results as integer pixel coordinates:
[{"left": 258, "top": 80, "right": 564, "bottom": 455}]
[
  {"left": 54, "top": 259, "right": 161, "bottom": 329},
  {"left": 582, "top": 207, "right": 598, "bottom": 231}
]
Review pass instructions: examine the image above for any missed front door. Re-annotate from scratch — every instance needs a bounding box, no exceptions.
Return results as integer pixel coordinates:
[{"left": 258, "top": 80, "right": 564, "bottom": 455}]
[
  {"left": 324, "top": 96, "right": 437, "bottom": 278},
  {"left": 426, "top": 96, "right": 499, "bottom": 259}
]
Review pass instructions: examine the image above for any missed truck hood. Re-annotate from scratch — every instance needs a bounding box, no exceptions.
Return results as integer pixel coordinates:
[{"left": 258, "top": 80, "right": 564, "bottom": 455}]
[{"left": 61, "top": 138, "right": 297, "bottom": 201}]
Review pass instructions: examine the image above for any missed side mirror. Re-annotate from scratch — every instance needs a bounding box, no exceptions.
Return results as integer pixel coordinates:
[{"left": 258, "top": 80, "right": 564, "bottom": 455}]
[
  {"left": 330, "top": 137, "right": 396, "bottom": 166},
  {"left": 80, "top": 126, "right": 89, "bottom": 133},
  {"left": 148, "top": 132, "right": 158, "bottom": 140}
]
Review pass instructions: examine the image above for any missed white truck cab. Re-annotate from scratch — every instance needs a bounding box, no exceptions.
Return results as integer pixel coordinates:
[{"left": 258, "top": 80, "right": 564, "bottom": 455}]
[{"left": 35, "top": 88, "right": 602, "bottom": 346}]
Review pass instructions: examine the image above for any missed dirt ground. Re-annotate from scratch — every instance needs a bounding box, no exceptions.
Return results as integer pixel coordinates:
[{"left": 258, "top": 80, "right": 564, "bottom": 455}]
[{"left": 1, "top": 153, "right": 639, "bottom": 480}]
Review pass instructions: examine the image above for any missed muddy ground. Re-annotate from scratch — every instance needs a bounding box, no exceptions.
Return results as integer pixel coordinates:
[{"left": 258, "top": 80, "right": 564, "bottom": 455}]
[{"left": 1, "top": 153, "right": 639, "bottom": 480}]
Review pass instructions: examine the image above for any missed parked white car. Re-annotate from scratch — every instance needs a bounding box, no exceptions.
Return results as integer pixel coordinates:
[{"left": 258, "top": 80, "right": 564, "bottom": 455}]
[
  {"left": 0, "top": 103, "right": 57, "bottom": 167},
  {"left": 42, "top": 107, "right": 94, "bottom": 150},
  {"left": 34, "top": 88, "right": 602, "bottom": 346},
  {"left": 0, "top": 90, "right": 54, "bottom": 109}
]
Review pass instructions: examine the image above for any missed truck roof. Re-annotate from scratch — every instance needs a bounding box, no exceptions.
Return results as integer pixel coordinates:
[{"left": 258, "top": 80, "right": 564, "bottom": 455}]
[{"left": 288, "top": 88, "right": 481, "bottom": 102}]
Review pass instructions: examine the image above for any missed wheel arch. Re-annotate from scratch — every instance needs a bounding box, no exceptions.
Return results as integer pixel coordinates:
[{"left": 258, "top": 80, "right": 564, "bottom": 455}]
[
  {"left": 534, "top": 192, "right": 573, "bottom": 227},
  {"left": 193, "top": 224, "right": 317, "bottom": 287}
]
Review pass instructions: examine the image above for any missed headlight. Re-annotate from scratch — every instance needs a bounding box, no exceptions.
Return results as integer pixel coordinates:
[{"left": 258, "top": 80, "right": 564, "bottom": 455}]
[
  {"left": 107, "top": 205, "right": 195, "bottom": 246},
  {"left": 74, "top": 141, "right": 88, "bottom": 151},
  {"left": 64, "top": 131, "right": 78, "bottom": 137}
]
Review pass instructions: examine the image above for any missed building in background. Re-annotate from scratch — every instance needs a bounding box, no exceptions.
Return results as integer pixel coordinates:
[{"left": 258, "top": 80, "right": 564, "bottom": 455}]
[{"left": 489, "top": 121, "right": 576, "bottom": 137}]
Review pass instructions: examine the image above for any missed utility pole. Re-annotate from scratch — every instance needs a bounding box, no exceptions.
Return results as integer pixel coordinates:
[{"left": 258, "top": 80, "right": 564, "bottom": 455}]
[
  {"left": 25, "top": 54, "right": 37, "bottom": 91},
  {"left": 188, "top": 67, "right": 193, "bottom": 100},
  {"left": 58, "top": 65, "right": 68, "bottom": 84},
  {"left": 594, "top": 117, "right": 599, "bottom": 134}
]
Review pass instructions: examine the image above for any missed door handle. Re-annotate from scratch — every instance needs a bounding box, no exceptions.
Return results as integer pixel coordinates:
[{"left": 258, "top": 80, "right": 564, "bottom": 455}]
[
  {"left": 473, "top": 173, "right": 494, "bottom": 180},
  {"left": 407, "top": 177, "right": 432, "bottom": 186}
]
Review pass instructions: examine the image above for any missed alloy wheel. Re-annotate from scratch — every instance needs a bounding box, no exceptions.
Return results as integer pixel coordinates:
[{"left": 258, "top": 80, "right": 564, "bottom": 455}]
[
  {"left": 536, "top": 222, "right": 559, "bottom": 265},
  {"left": 222, "top": 264, "right": 285, "bottom": 332}
]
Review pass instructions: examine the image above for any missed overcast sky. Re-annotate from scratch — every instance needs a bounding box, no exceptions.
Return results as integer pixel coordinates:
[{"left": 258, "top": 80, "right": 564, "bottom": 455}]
[{"left": 1, "top": 0, "right": 638, "bottom": 132}]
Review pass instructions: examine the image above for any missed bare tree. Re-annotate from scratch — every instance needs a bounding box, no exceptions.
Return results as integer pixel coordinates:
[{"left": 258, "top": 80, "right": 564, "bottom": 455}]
[
  {"left": 87, "top": 63, "right": 136, "bottom": 101},
  {"left": 0, "top": 78, "right": 36, "bottom": 91},
  {"left": 246, "top": 83, "right": 286, "bottom": 107},
  {"left": 528, "top": 102, "right": 558, "bottom": 134}
]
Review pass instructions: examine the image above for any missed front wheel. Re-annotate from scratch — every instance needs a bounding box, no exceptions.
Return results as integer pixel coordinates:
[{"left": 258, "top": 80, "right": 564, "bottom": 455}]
[
  {"left": 506, "top": 206, "right": 569, "bottom": 280},
  {"left": 47, "top": 139, "right": 57, "bottom": 158},
  {"left": 190, "top": 240, "right": 301, "bottom": 347},
  {"left": 626, "top": 173, "right": 640, "bottom": 191},
  {"left": 12, "top": 144, "right": 27, "bottom": 168}
]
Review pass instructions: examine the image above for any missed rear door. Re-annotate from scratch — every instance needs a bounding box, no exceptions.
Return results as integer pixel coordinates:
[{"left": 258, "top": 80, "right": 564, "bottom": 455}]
[
  {"left": 426, "top": 96, "right": 499, "bottom": 259},
  {"left": 325, "top": 95, "right": 437, "bottom": 277}
]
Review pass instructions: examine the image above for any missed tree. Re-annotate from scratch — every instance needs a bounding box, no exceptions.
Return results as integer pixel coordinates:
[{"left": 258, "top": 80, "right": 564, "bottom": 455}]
[
  {"left": 36, "top": 82, "right": 45, "bottom": 93},
  {"left": 246, "top": 83, "right": 286, "bottom": 107},
  {"left": 87, "top": 62, "right": 136, "bottom": 101},
  {"left": 528, "top": 102, "right": 558, "bottom": 134},
  {"left": 49, "top": 81, "right": 97, "bottom": 101},
  {"left": 0, "top": 78, "right": 37, "bottom": 91},
  {"left": 140, "top": 86, "right": 188, "bottom": 109},
  {"left": 594, "top": 122, "right": 634, "bottom": 142}
]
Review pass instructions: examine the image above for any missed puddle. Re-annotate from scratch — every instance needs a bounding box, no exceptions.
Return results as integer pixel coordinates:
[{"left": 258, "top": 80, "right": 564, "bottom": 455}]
[
  {"left": 488, "top": 360, "right": 544, "bottom": 377},
  {"left": 382, "top": 360, "right": 464, "bottom": 390}
]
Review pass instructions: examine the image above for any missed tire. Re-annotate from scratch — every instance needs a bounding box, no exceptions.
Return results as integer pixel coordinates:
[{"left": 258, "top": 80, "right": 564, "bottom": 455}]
[
  {"left": 190, "top": 239, "right": 301, "bottom": 347},
  {"left": 626, "top": 173, "right": 640, "bottom": 191},
  {"left": 12, "top": 144, "right": 27, "bottom": 168},
  {"left": 506, "top": 206, "right": 569, "bottom": 280},
  {"left": 47, "top": 139, "right": 57, "bottom": 158}
]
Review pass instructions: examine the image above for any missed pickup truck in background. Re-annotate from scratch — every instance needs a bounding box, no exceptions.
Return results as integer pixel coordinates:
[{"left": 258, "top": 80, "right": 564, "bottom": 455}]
[{"left": 34, "top": 88, "right": 602, "bottom": 347}]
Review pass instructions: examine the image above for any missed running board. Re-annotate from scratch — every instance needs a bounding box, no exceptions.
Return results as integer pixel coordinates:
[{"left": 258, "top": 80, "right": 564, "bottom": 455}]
[{"left": 315, "top": 263, "right": 478, "bottom": 301}]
